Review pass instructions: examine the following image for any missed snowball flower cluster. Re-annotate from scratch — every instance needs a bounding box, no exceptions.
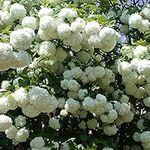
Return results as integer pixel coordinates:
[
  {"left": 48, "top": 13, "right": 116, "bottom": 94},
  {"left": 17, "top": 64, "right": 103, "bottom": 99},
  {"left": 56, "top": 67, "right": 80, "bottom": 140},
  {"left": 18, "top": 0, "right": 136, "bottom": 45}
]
[
  {"left": 0, "top": 96, "right": 10, "bottom": 113},
  {"left": 65, "top": 98, "right": 80, "bottom": 114},
  {"left": 0, "top": 115, "right": 12, "bottom": 132},
  {"left": 28, "top": 86, "right": 58, "bottom": 114},
  {"left": 30, "top": 137, "right": 45, "bottom": 149},
  {"left": 22, "top": 16, "right": 38, "bottom": 30},
  {"left": 10, "top": 3, "right": 26, "bottom": 20},
  {"left": 0, "top": 47, "right": 31, "bottom": 70},
  {"left": 0, "top": 86, "right": 58, "bottom": 118},
  {"left": 129, "top": 10, "right": 150, "bottom": 33},
  {"left": 38, "top": 7, "right": 53, "bottom": 18},
  {"left": 142, "top": 5, "right": 150, "bottom": 20},
  {"left": 49, "top": 117, "right": 60, "bottom": 130},
  {"left": 58, "top": 8, "right": 78, "bottom": 21},
  {"left": 10, "top": 28, "right": 35, "bottom": 50},
  {"left": 15, "top": 115, "right": 26, "bottom": 127},
  {"left": 15, "top": 127, "right": 29, "bottom": 142},
  {"left": 133, "top": 131, "right": 150, "bottom": 150}
]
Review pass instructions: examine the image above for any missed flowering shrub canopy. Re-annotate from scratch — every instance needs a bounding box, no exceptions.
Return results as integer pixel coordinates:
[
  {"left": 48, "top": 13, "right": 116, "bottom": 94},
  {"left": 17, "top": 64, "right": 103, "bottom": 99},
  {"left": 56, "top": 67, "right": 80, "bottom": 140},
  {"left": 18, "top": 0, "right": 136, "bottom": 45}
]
[{"left": 0, "top": 0, "right": 150, "bottom": 149}]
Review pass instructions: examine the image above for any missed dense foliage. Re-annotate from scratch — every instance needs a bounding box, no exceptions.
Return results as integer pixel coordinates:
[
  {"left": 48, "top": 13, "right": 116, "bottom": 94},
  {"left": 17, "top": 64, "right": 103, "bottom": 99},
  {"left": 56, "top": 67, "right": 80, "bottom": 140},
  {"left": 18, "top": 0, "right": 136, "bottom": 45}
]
[{"left": 0, "top": 0, "right": 150, "bottom": 150}]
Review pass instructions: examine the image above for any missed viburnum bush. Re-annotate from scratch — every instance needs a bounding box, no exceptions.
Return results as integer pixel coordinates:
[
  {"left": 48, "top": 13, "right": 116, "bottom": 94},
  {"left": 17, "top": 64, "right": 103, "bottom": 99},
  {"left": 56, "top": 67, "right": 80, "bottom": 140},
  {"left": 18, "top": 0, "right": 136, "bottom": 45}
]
[{"left": 0, "top": 0, "right": 150, "bottom": 149}]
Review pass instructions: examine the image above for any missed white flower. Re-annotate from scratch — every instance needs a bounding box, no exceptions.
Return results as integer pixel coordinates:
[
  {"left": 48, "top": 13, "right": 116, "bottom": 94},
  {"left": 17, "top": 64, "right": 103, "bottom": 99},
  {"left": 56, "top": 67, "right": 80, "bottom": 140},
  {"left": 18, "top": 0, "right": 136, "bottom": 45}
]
[
  {"left": 71, "top": 17, "right": 85, "bottom": 33},
  {"left": 28, "top": 86, "right": 58, "bottom": 113},
  {"left": 13, "top": 51, "right": 32, "bottom": 68},
  {"left": 12, "top": 88, "right": 28, "bottom": 107},
  {"left": 15, "top": 127, "right": 29, "bottom": 142},
  {"left": 0, "top": 42, "right": 16, "bottom": 71},
  {"left": 77, "top": 51, "right": 91, "bottom": 64},
  {"left": 77, "top": 89, "right": 88, "bottom": 100},
  {"left": 120, "top": 10, "right": 129, "bottom": 24},
  {"left": 85, "top": 21, "right": 101, "bottom": 36},
  {"left": 38, "top": 41, "right": 56, "bottom": 57},
  {"left": 10, "top": 3, "right": 26, "bottom": 20},
  {"left": 30, "top": 137, "right": 45, "bottom": 148},
  {"left": 5, "top": 125, "right": 18, "bottom": 139},
  {"left": 67, "top": 91, "right": 78, "bottom": 99},
  {"left": 82, "top": 97, "right": 96, "bottom": 113},
  {"left": 136, "top": 119, "right": 145, "bottom": 130},
  {"left": 133, "top": 132, "right": 141, "bottom": 142},
  {"left": 71, "top": 67, "right": 83, "bottom": 79},
  {"left": 138, "top": 19, "right": 150, "bottom": 33},
  {"left": 103, "top": 125, "right": 118, "bottom": 136},
  {"left": 137, "top": 59, "right": 150, "bottom": 75},
  {"left": 22, "top": 16, "right": 38, "bottom": 30},
  {"left": 119, "top": 95, "right": 129, "bottom": 103},
  {"left": 96, "top": 94, "right": 107, "bottom": 106},
  {"left": 61, "top": 79, "right": 69, "bottom": 90},
  {"left": 38, "top": 29, "right": 57, "bottom": 41},
  {"left": 58, "top": 8, "right": 78, "bottom": 21},
  {"left": 66, "top": 32, "right": 83, "bottom": 47},
  {"left": 49, "top": 117, "right": 60, "bottom": 130},
  {"left": 85, "top": 67, "right": 96, "bottom": 82},
  {"left": 71, "top": 44, "right": 82, "bottom": 52},
  {"left": 142, "top": 7, "right": 150, "bottom": 19},
  {"left": 140, "top": 131, "right": 150, "bottom": 143},
  {"left": 38, "top": 7, "right": 53, "bottom": 18},
  {"left": 58, "top": 98, "right": 66, "bottom": 108},
  {"left": 125, "top": 83, "right": 137, "bottom": 96},
  {"left": 15, "top": 115, "right": 26, "bottom": 127},
  {"left": 104, "top": 102, "right": 113, "bottom": 112},
  {"left": 143, "top": 97, "right": 150, "bottom": 107},
  {"left": 87, "top": 118, "right": 98, "bottom": 129},
  {"left": 98, "top": 27, "right": 118, "bottom": 52},
  {"left": 121, "top": 111, "right": 134, "bottom": 123},
  {"left": 1, "top": 80, "right": 11, "bottom": 90},
  {"left": 2, "top": 1, "right": 11, "bottom": 11},
  {"left": 65, "top": 98, "right": 80, "bottom": 114},
  {"left": 0, "top": 96, "right": 10, "bottom": 113},
  {"left": 7, "top": 94, "right": 18, "bottom": 110},
  {"left": 0, "top": 11, "right": 13, "bottom": 27},
  {"left": 88, "top": 34, "right": 102, "bottom": 49},
  {"left": 133, "top": 45, "right": 148, "bottom": 58},
  {"left": 0, "top": 115, "right": 12, "bottom": 132},
  {"left": 10, "top": 29, "right": 33, "bottom": 50},
  {"left": 40, "top": 16, "right": 56, "bottom": 32},
  {"left": 57, "top": 23, "right": 71, "bottom": 39},
  {"left": 118, "top": 61, "right": 132, "bottom": 75},
  {"left": 55, "top": 47, "right": 67, "bottom": 63},
  {"left": 67, "top": 79, "right": 80, "bottom": 91},
  {"left": 129, "top": 13, "right": 142, "bottom": 29},
  {"left": 22, "top": 103, "right": 40, "bottom": 118},
  {"left": 94, "top": 66, "right": 105, "bottom": 78}
]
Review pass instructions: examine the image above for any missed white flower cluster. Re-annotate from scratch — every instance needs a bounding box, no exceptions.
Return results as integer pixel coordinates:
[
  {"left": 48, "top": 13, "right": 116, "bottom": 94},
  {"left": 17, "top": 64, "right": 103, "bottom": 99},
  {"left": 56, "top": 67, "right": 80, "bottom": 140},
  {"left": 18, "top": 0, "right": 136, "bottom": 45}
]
[
  {"left": 23, "top": 86, "right": 58, "bottom": 117},
  {"left": 129, "top": 6, "right": 150, "bottom": 33},
  {"left": 0, "top": 87, "right": 58, "bottom": 118},
  {"left": 37, "top": 6, "right": 119, "bottom": 53},
  {"left": 117, "top": 45, "right": 150, "bottom": 99},
  {"left": 133, "top": 131, "right": 150, "bottom": 150},
  {"left": 49, "top": 117, "right": 60, "bottom": 130},
  {"left": 30, "top": 137, "right": 45, "bottom": 149},
  {"left": 61, "top": 66, "right": 115, "bottom": 96},
  {"left": 10, "top": 28, "right": 35, "bottom": 50},
  {"left": 0, "top": 42, "right": 31, "bottom": 71},
  {"left": 5, "top": 126, "right": 29, "bottom": 142},
  {"left": 0, "top": 115, "right": 12, "bottom": 132},
  {"left": 82, "top": 94, "right": 133, "bottom": 135}
]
